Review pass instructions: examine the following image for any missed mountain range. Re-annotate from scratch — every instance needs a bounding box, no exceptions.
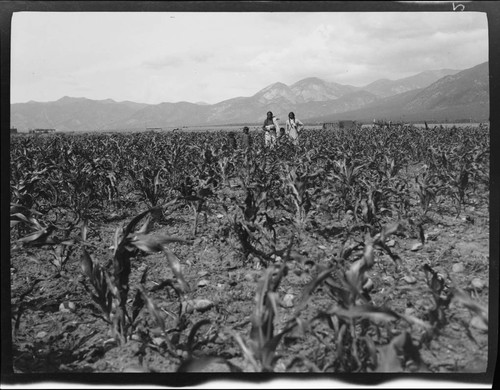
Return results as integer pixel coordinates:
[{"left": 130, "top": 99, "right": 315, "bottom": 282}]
[{"left": 10, "top": 62, "right": 489, "bottom": 132}]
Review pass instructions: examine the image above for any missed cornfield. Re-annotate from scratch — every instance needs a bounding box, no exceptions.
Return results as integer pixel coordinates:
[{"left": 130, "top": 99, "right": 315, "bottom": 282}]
[{"left": 9, "top": 125, "right": 491, "bottom": 378}]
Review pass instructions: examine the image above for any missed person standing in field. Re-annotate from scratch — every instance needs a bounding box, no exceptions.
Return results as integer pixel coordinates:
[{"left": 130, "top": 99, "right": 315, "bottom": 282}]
[
  {"left": 262, "top": 111, "right": 279, "bottom": 149},
  {"left": 285, "top": 112, "right": 304, "bottom": 146},
  {"left": 222, "top": 131, "right": 237, "bottom": 154},
  {"left": 278, "top": 127, "right": 286, "bottom": 145},
  {"left": 241, "top": 126, "right": 252, "bottom": 151},
  {"left": 228, "top": 131, "right": 237, "bottom": 150}
]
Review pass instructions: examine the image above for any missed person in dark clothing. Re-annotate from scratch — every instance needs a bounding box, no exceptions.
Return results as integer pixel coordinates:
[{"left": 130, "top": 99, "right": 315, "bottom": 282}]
[
  {"left": 278, "top": 127, "right": 286, "bottom": 144},
  {"left": 227, "top": 131, "right": 237, "bottom": 150},
  {"left": 241, "top": 126, "right": 252, "bottom": 151}
]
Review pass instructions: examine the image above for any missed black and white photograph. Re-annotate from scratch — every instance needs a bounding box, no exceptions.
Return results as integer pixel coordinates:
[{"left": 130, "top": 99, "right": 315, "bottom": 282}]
[{"left": 2, "top": 1, "right": 497, "bottom": 388}]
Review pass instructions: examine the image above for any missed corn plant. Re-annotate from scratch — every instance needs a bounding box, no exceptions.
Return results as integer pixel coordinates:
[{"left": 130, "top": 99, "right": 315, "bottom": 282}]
[
  {"left": 282, "top": 164, "right": 323, "bottom": 236},
  {"left": 232, "top": 262, "right": 299, "bottom": 371},
  {"left": 13, "top": 215, "right": 59, "bottom": 247},
  {"left": 80, "top": 249, "right": 115, "bottom": 323},
  {"left": 226, "top": 187, "right": 284, "bottom": 267},
  {"left": 177, "top": 174, "right": 215, "bottom": 236},
  {"left": 414, "top": 167, "right": 443, "bottom": 215},
  {"left": 128, "top": 167, "right": 167, "bottom": 209},
  {"left": 80, "top": 207, "right": 192, "bottom": 344},
  {"left": 285, "top": 222, "right": 428, "bottom": 372},
  {"left": 326, "top": 155, "right": 368, "bottom": 214},
  {"left": 10, "top": 203, "right": 44, "bottom": 239},
  {"left": 216, "top": 154, "right": 234, "bottom": 187},
  {"left": 48, "top": 242, "right": 76, "bottom": 275},
  {"left": 420, "top": 263, "right": 488, "bottom": 345},
  {"left": 422, "top": 263, "right": 452, "bottom": 329}
]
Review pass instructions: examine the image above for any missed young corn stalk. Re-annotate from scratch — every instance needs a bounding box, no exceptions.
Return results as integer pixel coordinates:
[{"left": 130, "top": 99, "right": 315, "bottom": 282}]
[
  {"left": 237, "top": 149, "right": 259, "bottom": 189},
  {"left": 216, "top": 155, "right": 234, "bottom": 187},
  {"left": 48, "top": 242, "right": 76, "bottom": 275},
  {"left": 388, "top": 180, "right": 412, "bottom": 219},
  {"left": 422, "top": 263, "right": 452, "bottom": 330},
  {"left": 80, "top": 207, "right": 192, "bottom": 344},
  {"left": 420, "top": 264, "right": 488, "bottom": 346},
  {"left": 327, "top": 156, "right": 368, "bottom": 215},
  {"left": 290, "top": 223, "right": 428, "bottom": 372},
  {"left": 443, "top": 166, "right": 470, "bottom": 218},
  {"left": 232, "top": 262, "right": 297, "bottom": 371},
  {"left": 13, "top": 213, "right": 61, "bottom": 248},
  {"left": 10, "top": 203, "right": 44, "bottom": 239},
  {"left": 414, "top": 167, "right": 443, "bottom": 216},
  {"left": 128, "top": 167, "right": 167, "bottom": 209},
  {"left": 227, "top": 187, "right": 284, "bottom": 267},
  {"left": 283, "top": 165, "right": 322, "bottom": 239},
  {"left": 178, "top": 175, "right": 214, "bottom": 236},
  {"left": 352, "top": 182, "right": 384, "bottom": 235}
]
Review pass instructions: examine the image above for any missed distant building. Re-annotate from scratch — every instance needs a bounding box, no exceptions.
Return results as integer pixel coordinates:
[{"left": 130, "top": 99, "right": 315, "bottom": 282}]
[
  {"left": 10, "top": 127, "right": 18, "bottom": 134},
  {"left": 322, "top": 120, "right": 358, "bottom": 131},
  {"left": 29, "top": 128, "right": 56, "bottom": 134}
]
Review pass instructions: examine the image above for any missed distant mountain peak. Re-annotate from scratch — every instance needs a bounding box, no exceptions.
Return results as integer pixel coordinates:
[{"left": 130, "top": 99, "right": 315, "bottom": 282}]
[
  {"left": 253, "top": 82, "right": 297, "bottom": 104},
  {"left": 292, "top": 77, "right": 326, "bottom": 85},
  {"left": 256, "top": 81, "right": 289, "bottom": 93},
  {"left": 362, "top": 68, "right": 462, "bottom": 98},
  {"left": 56, "top": 96, "right": 88, "bottom": 103},
  {"left": 100, "top": 98, "right": 116, "bottom": 104},
  {"left": 290, "top": 77, "right": 357, "bottom": 102}
]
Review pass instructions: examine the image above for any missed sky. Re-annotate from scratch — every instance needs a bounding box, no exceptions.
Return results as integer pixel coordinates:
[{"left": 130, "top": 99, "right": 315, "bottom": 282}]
[{"left": 11, "top": 10, "right": 489, "bottom": 105}]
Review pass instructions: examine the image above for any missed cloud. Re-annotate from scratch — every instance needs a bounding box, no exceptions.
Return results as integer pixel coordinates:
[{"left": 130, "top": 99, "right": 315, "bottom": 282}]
[
  {"left": 254, "top": 12, "right": 489, "bottom": 86},
  {"left": 10, "top": 11, "right": 489, "bottom": 104},
  {"left": 143, "top": 56, "right": 185, "bottom": 69},
  {"left": 142, "top": 48, "right": 218, "bottom": 71}
]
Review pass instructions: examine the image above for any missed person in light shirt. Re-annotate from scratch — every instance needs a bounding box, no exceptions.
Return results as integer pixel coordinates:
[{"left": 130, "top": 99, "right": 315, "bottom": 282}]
[
  {"left": 262, "top": 111, "right": 279, "bottom": 148},
  {"left": 285, "top": 112, "right": 304, "bottom": 146}
]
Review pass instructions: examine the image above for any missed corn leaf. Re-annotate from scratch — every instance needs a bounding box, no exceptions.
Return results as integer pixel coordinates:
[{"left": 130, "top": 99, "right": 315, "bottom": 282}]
[
  {"left": 451, "top": 288, "right": 488, "bottom": 326},
  {"left": 376, "top": 344, "right": 403, "bottom": 372},
  {"left": 163, "top": 249, "right": 190, "bottom": 293},
  {"left": 139, "top": 284, "right": 165, "bottom": 331},
  {"left": 187, "top": 319, "right": 211, "bottom": 354},
  {"left": 329, "top": 304, "right": 400, "bottom": 323},
  {"left": 232, "top": 331, "right": 260, "bottom": 371}
]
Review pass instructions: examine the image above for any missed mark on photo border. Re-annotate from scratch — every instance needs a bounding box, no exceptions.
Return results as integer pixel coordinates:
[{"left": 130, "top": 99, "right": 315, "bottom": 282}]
[{"left": 452, "top": 3, "right": 465, "bottom": 11}]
